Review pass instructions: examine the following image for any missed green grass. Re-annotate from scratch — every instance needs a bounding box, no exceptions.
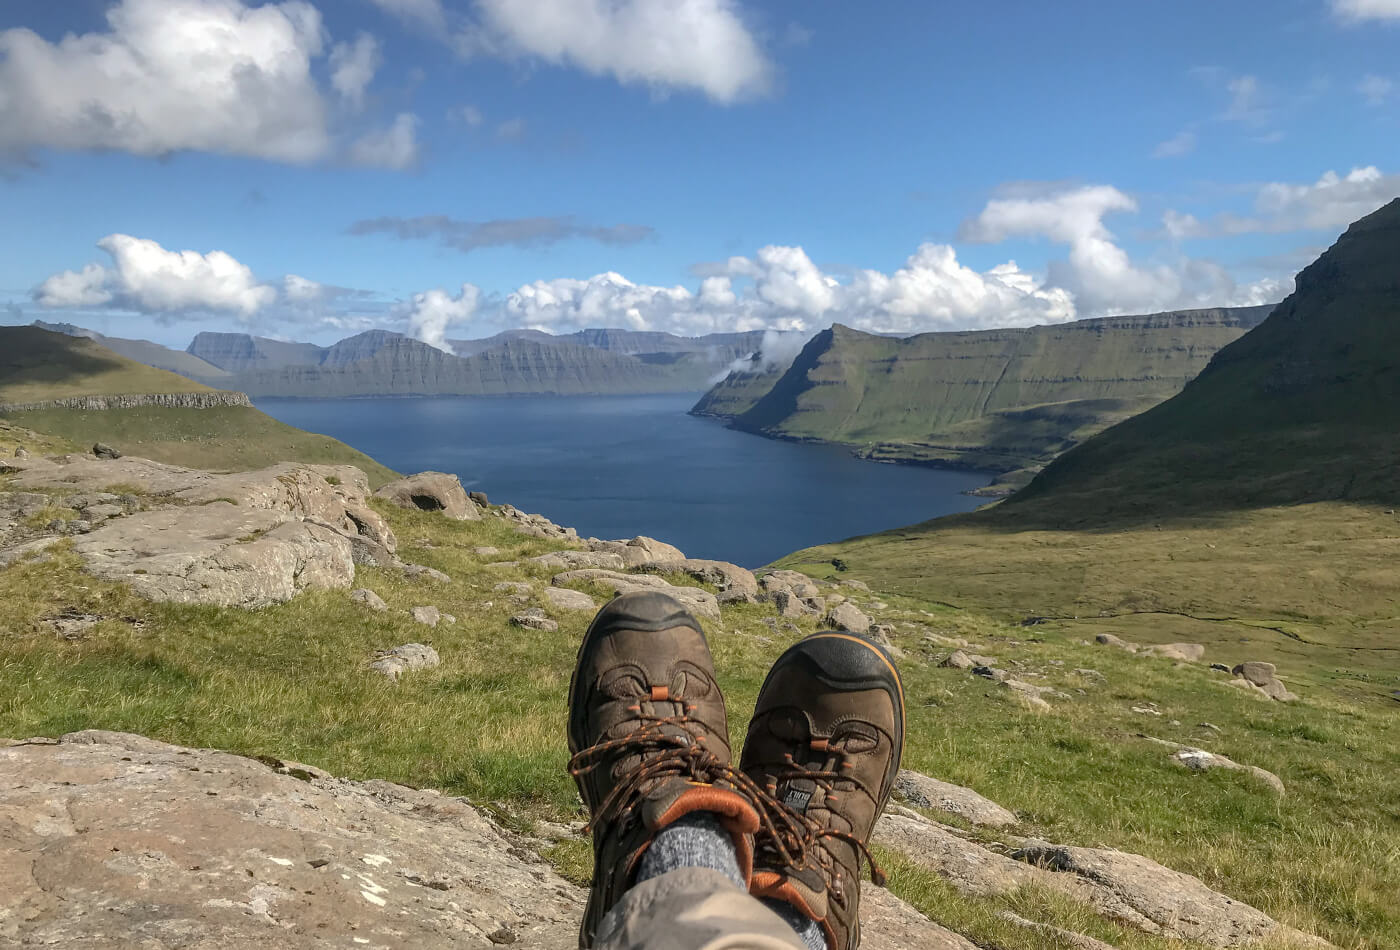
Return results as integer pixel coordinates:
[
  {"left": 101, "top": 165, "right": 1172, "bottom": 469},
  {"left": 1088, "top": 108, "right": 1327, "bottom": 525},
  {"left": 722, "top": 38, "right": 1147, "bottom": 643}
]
[
  {"left": 3, "top": 405, "right": 398, "bottom": 487},
  {"left": 0, "top": 325, "right": 214, "bottom": 403},
  {"left": 723, "top": 309, "right": 1267, "bottom": 473},
  {"left": 2, "top": 499, "right": 1396, "bottom": 948}
]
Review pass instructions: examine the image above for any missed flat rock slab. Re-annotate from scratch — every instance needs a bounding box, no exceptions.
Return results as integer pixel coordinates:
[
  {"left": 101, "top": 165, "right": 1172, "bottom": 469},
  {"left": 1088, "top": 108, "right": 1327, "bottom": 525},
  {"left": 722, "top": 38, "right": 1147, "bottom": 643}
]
[
  {"left": 551, "top": 569, "right": 720, "bottom": 620},
  {"left": 0, "top": 732, "right": 582, "bottom": 948},
  {"left": 543, "top": 587, "right": 597, "bottom": 611},
  {"left": 894, "top": 770, "right": 1018, "bottom": 827},
  {"left": 0, "top": 733, "right": 982, "bottom": 950},
  {"left": 876, "top": 813, "right": 1329, "bottom": 948}
]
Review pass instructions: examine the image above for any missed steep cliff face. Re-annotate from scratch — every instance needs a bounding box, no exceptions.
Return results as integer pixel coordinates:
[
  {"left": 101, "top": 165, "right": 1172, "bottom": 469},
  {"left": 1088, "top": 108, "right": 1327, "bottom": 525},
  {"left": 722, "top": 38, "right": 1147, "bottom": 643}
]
[
  {"left": 1012, "top": 197, "right": 1400, "bottom": 518},
  {"left": 186, "top": 332, "right": 326, "bottom": 373},
  {"left": 690, "top": 353, "right": 786, "bottom": 418},
  {"left": 703, "top": 306, "right": 1273, "bottom": 474},
  {"left": 230, "top": 332, "right": 708, "bottom": 397}
]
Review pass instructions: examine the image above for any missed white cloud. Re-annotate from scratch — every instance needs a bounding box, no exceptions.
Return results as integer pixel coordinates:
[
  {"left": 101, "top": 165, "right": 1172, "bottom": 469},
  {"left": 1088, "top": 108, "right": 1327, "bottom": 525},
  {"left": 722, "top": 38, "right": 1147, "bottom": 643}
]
[
  {"left": 400, "top": 284, "right": 482, "bottom": 352},
  {"left": 1331, "top": 0, "right": 1400, "bottom": 21},
  {"left": 1153, "top": 129, "right": 1197, "bottom": 158},
  {"left": 1222, "top": 75, "right": 1264, "bottom": 123},
  {"left": 495, "top": 117, "right": 528, "bottom": 141},
  {"left": 283, "top": 274, "right": 325, "bottom": 303},
  {"left": 36, "top": 235, "right": 277, "bottom": 317},
  {"left": 451, "top": 104, "right": 485, "bottom": 126},
  {"left": 0, "top": 0, "right": 332, "bottom": 162},
  {"left": 1165, "top": 166, "right": 1400, "bottom": 237},
  {"left": 349, "top": 113, "right": 421, "bottom": 169},
  {"left": 1358, "top": 74, "right": 1394, "bottom": 105},
  {"left": 330, "top": 33, "right": 381, "bottom": 109}
]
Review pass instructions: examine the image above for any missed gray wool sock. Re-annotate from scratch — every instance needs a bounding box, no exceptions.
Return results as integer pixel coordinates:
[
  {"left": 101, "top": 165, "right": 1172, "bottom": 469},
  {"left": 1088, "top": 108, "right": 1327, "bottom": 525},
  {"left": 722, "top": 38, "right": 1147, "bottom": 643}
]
[
  {"left": 635, "top": 812, "right": 745, "bottom": 889},
  {"left": 761, "top": 898, "right": 828, "bottom": 950},
  {"left": 634, "top": 813, "right": 828, "bottom": 949}
]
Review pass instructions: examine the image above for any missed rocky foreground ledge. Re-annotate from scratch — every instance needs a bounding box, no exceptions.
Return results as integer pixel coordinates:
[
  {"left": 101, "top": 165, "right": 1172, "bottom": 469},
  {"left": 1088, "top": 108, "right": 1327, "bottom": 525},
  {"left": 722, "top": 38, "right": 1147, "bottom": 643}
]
[{"left": 0, "top": 732, "right": 975, "bottom": 950}]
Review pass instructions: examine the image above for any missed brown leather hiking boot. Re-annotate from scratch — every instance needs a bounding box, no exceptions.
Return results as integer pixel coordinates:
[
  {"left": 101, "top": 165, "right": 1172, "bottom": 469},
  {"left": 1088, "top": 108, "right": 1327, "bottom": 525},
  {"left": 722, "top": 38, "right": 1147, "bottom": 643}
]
[
  {"left": 741, "top": 631, "right": 906, "bottom": 950},
  {"left": 567, "top": 591, "right": 763, "bottom": 948}
]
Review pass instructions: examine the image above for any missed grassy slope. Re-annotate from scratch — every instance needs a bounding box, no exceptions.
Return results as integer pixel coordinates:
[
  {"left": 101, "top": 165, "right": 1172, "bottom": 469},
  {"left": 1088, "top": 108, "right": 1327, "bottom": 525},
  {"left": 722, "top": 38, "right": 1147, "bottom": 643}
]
[
  {"left": 0, "top": 326, "right": 398, "bottom": 486},
  {"left": 8, "top": 405, "right": 399, "bottom": 487},
  {"left": 778, "top": 201, "right": 1400, "bottom": 697},
  {"left": 0, "top": 325, "right": 217, "bottom": 403},
  {"left": 719, "top": 308, "right": 1269, "bottom": 474},
  {"left": 0, "top": 501, "right": 1394, "bottom": 948}
]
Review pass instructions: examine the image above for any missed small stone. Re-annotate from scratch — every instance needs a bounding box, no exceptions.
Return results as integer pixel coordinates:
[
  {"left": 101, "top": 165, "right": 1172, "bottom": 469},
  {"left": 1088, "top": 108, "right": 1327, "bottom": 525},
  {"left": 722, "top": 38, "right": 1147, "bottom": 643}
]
[
  {"left": 369, "top": 643, "right": 440, "bottom": 681},
  {"left": 350, "top": 589, "right": 388, "bottom": 611},
  {"left": 869, "top": 623, "right": 896, "bottom": 646},
  {"left": 469, "top": 491, "right": 489, "bottom": 508},
  {"left": 1095, "top": 633, "right": 1136, "bottom": 652},
  {"left": 411, "top": 606, "right": 441, "bottom": 626},
  {"left": 1210, "top": 663, "right": 1231, "bottom": 673},
  {"left": 1198, "top": 722, "right": 1222, "bottom": 733},
  {"left": 402, "top": 564, "right": 451, "bottom": 584},
  {"left": 1144, "top": 642, "right": 1205, "bottom": 662},
  {"left": 511, "top": 608, "right": 558, "bottom": 632},
  {"left": 493, "top": 581, "right": 533, "bottom": 595},
  {"left": 543, "top": 587, "right": 596, "bottom": 611},
  {"left": 474, "top": 546, "right": 501, "bottom": 557},
  {"left": 940, "top": 650, "right": 974, "bottom": 670},
  {"left": 973, "top": 665, "right": 1009, "bottom": 682},
  {"left": 13, "top": 447, "right": 29, "bottom": 459},
  {"left": 91, "top": 442, "right": 121, "bottom": 460}
]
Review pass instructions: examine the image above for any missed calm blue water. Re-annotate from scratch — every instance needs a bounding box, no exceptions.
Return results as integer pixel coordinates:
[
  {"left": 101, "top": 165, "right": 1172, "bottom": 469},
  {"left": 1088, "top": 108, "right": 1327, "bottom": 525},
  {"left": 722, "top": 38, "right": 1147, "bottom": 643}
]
[{"left": 256, "top": 395, "right": 988, "bottom": 568}]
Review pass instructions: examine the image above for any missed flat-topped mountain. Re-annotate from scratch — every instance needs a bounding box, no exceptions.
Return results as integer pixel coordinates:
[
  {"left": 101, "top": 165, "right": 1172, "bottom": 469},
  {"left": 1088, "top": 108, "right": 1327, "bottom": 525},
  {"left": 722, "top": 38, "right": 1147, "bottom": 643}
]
[
  {"left": 696, "top": 306, "right": 1272, "bottom": 486},
  {"left": 186, "top": 331, "right": 326, "bottom": 373}
]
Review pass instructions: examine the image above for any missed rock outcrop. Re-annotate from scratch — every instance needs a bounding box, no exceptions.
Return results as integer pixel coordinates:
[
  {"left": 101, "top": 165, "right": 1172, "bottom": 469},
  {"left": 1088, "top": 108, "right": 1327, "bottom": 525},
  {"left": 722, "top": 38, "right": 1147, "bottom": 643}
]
[
  {"left": 375, "top": 471, "right": 480, "bottom": 521},
  {"left": 551, "top": 569, "right": 720, "bottom": 620},
  {"left": 893, "top": 770, "right": 1018, "bottom": 827},
  {"left": 1229, "top": 661, "right": 1298, "bottom": 701},
  {"left": 0, "top": 732, "right": 582, "bottom": 947},
  {"left": 0, "top": 732, "right": 984, "bottom": 950},
  {"left": 0, "top": 390, "right": 252, "bottom": 412},
  {"left": 876, "top": 812, "right": 1329, "bottom": 948},
  {"left": 2, "top": 455, "right": 394, "bottom": 608}
]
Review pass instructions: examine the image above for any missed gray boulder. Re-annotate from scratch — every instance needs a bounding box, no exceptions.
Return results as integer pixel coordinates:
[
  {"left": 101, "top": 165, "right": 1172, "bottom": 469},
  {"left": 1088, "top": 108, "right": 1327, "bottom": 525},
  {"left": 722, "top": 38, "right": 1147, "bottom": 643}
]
[
  {"left": 1232, "top": 661, "right": 1277, "bottom": 686},
  {"left": 1145, "top": 642, "right": 1206, "bottom": 662},
  {"left": 640, "top": 558, "right": 759, "bottom": 603},
  {"left": 940, "top": 651, "right": 975, "bottom": 670},
  {"left": 824, "top": 601, "right": 871, "bottom": 634},
  {"left": 1095, "top": 633, "right": 1137, "bottom": 652},
  {"left": 13, "top": 447, "right": 28, "bottom": 459},
  {"left": 411, "top": 606, "right": 442, "bottom": 627},
  {"left": 369, "top": 643, "right": 441, "bottom": 680},
  {"left": 760, "top": 569, "right": 822, "bottom": 601},
  {"left": 91, "top": 442, "right": 121, "bottom": 459},
  {"left": 375, "top": 472, "right": 479, "bottom": 521},
  {"left": 469, "top": 490, "right": 489, "bottom": 507},
  {"left": 543, "top": 587, "right": 596, "bottom": 611}
]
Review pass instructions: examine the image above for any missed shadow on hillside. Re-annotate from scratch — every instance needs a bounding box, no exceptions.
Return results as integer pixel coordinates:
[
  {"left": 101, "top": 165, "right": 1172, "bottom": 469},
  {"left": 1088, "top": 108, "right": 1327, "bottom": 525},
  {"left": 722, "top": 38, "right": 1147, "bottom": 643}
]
[{"left": 0, "top": 328, "right": 130, "bottom": 395}]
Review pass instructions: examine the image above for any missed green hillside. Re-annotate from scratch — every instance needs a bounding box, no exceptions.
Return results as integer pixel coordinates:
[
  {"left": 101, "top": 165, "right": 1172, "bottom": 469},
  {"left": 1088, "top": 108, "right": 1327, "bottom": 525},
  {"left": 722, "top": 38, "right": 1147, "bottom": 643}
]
[
  {"left": 776, "top": 199, "right": 1400, "bottom": 699},
  {"left": 0, "top": 325, "right": 217, "bottom": 403},
  {"left": 699, "top": 307, "right": 1272, "bottom": 484},
  {"left": 0, "top": 327, "right": 397, "bottom": 485},
  {"left": 33, "top": 321, "right": 231, "bottom": 382}
]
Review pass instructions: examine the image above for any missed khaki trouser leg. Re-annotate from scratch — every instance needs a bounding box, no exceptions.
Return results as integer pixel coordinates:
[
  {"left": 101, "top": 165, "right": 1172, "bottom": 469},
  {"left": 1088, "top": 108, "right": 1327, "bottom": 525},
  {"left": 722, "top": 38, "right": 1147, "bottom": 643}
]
[{"left": 595, "top": 867, "right": 810, "bottom": 950}]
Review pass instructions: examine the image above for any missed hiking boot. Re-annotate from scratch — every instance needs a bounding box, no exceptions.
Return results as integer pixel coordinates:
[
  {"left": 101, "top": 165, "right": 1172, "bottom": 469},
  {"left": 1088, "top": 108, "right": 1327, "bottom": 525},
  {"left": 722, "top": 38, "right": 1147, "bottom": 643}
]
[
  {"left": 741, "top": 631, "right": 906, "bottom": 950},
  {"left": 567, "top": 591, "right": 762, "bottom": 948}
]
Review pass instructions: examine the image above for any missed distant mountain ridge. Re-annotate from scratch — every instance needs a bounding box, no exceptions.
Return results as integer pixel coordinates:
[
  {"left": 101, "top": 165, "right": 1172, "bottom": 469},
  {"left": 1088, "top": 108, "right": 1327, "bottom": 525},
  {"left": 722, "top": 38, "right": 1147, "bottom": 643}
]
[
  {"left": 34, "top": 321, "right": 231, "bottom": 381},
  {"left": 694, "top": 305, "right": 1274, "bottom": 488},
  {"left": 176, "top": 327, "right": 765, "bottom": 396}
]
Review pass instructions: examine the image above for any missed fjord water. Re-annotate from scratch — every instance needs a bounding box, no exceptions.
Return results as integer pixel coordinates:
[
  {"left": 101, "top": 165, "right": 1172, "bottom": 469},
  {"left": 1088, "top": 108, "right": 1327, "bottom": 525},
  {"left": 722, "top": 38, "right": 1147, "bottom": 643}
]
[{"left": 257, "top": 394, "right": 988, "bottom": 567}]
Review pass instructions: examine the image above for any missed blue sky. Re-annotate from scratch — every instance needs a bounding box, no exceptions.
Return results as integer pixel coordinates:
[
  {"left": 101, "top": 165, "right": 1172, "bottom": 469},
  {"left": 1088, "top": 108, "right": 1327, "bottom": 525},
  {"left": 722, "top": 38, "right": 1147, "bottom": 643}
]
[{"left": 1, "top": 0, "right": 1396, "bottom": 350}]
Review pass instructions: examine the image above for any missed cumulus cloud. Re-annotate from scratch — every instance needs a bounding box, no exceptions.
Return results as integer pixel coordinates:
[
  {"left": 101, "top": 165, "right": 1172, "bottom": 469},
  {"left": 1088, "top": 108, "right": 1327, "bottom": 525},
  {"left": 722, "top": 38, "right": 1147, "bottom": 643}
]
[
  {"left": 399, "top": 284, "right": 482, "bottom": 352},
  {"left": 372, "top": 0, "right": 772, "bottom": 103},
  {"left": 36, "top": 235, "right": 277, "bottom": 317},
  {"left": 348, "top": 214, "right": 654, "bottom": 253},
  {"left": 0, "top": 0, "right": 415, "bottom": 168},
  {"left": 1163, "top": 166, "right": 1400, "bottom": 237},
  {"left": 330, "top": 33, "right": 381, "bottom": 109},
  {"left": 1331, "top": 0, "right": 1400, "bottom": 21},
  {"left": 473, "top": 0, "right": 772, "bottom": 102},
  {"left": 0, "top": 0, "right": 330, "bottom": 162},
  {"left": 349, "top": 113, "right": 420, "bottom": 169}
]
